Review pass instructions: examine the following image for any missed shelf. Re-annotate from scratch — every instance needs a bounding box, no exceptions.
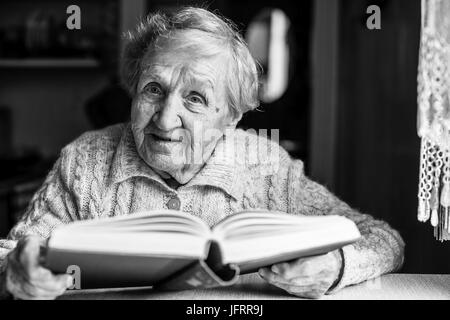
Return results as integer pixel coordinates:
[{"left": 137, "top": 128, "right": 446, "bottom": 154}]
[{"left": 0, "top": 58, "right": 101, "bottom": 68}]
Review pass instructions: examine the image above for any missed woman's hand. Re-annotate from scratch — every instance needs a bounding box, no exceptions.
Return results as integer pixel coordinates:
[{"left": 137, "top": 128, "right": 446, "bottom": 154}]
[
  {"left": 3, "top": 235, "right": 73, "bottom": 300},
  {"left": 258, "top": 250, "right": 343, "bottom": 299}
]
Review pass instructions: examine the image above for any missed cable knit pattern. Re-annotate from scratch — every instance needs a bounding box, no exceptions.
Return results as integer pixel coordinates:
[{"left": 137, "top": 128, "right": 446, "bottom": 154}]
[{"left": 0, "top": 122, "right": 405, "bottom": 296}]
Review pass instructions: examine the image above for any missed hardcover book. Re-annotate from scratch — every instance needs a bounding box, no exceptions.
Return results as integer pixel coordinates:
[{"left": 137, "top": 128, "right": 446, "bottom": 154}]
[{"left": 44, "top": 210, "right": 361, "bottom": 290}]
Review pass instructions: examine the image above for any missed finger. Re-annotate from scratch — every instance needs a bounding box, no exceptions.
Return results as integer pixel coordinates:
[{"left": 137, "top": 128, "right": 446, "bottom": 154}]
[
  {"left": 18, "top": 236, "right": 42, "bottom": 272},
  {"left": 55, "top": 274, "right": 74, "bottom": 290},
  {"left": 271, "top": 258, "right": 316, "bottom": 280},
  {"left": 8, "top": 257, "right": 71, "bottom": 299},
  {"left": 271, "top": 281, "right": 325, "bottom": 299},
  {"left": 260, "top": 267, "right": 319, "bottom": 288},
  {"left": 258, "top": 268, "right": 291, "bottom": 286},
  {"left": 31, "top": 269, "right": 72, "bottom": 293},
  {"left": 271, "top": 262, "right": 291, "bottom": 275},
  {"left": 11, "top": 280, "right": 60, "bottom": 300},
  {"left": 18, "top": 238, "right": 70, "bottom": 290},
  {"left": 20, "top": 283, "right": 67, "bottom": 300},
  {"left": 273, "top": 255, "right": 334, "bottom": 280},
  {"left": 6, "top": 269, "right": 61, "bottom": 300},
  {"left": 270, "top": 262, "right": 309, "bottom": 281},
  {"left": 259, "top": 268, "right": 324, "bottom": 299},
  {"left": 16, "top": 274, "right": 69, "bottom": 300}
]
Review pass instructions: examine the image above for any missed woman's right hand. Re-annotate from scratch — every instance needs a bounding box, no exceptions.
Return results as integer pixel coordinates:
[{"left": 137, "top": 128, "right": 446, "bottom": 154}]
[{"left": 3, "top": 235, "right": 73, "bottom": 300}]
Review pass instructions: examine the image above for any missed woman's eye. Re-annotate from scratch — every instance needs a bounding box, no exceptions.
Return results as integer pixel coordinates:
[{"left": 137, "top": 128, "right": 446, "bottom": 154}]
[
  {"left": 144, "top": 83, "right": 163, "bottom": 96},
  {"left": 187, "top": 93, "right": 206, "bottom": 105}
]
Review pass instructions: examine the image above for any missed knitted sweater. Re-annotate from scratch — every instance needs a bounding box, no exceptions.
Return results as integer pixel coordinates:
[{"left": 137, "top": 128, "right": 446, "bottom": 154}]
[{"left": 0, "top": 123, "right": 404, "bottom": 295}]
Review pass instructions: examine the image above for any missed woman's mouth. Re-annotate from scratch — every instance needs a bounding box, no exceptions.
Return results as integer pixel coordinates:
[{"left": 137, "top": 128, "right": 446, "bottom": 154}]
[{"left": 150, "top": 133, "right": 183, "bottom": 143}]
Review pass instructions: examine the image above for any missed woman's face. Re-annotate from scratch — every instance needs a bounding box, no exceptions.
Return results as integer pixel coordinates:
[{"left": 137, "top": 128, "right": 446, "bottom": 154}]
[{"left": 131, "top": 33, "right": 236, "bottom": 183}]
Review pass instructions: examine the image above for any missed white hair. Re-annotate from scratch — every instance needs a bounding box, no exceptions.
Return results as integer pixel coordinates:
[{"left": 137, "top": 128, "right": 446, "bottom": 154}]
[{"left": 121, "top": 7, "right": 260, "bottom": 118}]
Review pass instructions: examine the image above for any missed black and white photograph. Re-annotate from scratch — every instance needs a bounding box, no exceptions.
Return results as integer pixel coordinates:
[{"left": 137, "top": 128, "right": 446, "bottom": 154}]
[{"left": 0, "top": 0, "right": 448, "bottom": 306}]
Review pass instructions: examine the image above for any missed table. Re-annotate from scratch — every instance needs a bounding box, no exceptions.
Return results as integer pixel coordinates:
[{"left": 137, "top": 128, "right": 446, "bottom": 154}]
[{"left": 60, "top": 273, "right": 450, "bottom": 300}]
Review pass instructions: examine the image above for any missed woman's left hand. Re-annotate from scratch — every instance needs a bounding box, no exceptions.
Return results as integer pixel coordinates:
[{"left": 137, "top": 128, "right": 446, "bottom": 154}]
[{"left": 258, "top": 250, "right": 343, "bottom": 299}]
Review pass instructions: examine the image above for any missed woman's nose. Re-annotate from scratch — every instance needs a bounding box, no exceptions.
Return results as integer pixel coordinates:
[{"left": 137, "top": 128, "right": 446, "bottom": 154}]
[{"left": 152, "top": 96, "right": 182, "bottom": 131}]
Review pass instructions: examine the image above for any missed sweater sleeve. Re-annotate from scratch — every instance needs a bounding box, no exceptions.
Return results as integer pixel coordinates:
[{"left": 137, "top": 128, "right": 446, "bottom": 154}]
[
  {"left": 0, "top": 146, "right": 78, "bottom": 277},
  {"left": 278, "top": 159, "right": 405, "bottom": 293}
]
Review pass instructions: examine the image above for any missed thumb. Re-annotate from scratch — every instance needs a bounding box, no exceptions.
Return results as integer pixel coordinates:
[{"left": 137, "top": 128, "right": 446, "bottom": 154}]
[
  {"left": 54, "top": 274, "right": 74, "bottom": 289},
  {"left": 19, "top": 236, "right": 42, "bottom": 269}
]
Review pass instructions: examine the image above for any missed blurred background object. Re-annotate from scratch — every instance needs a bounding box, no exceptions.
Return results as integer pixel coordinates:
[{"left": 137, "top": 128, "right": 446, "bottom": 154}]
[
  {"left": 84, "top": 77, "right": 131, "bottom": 129},
  {"left": 0, "top": 0, "right": 448, "bottom": 274},
  {"left": 0, "top": 1, "right": 118, "bottom": 65},
  {"left": 0, "top": 0, "right": 122, "bottom": 237},
  {"left": 0, "top": 107, "right": 12, "bottom": 158},
  {"left": 246, "top": 8, "right": 292, "bottom": 104}
]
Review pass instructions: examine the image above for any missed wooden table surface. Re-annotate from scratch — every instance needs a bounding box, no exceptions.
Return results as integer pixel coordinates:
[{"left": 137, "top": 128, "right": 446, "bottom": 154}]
[{"left": 60, "top": 273, "right": 450, "bottom": 300}]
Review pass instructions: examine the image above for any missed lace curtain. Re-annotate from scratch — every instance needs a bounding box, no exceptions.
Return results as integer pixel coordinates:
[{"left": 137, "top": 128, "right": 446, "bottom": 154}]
[{"left": 417, "top": 0, "right": 450, "bottom": 241}]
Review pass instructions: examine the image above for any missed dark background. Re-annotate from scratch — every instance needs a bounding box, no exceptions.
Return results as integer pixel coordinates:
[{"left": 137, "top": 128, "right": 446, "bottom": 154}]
[{"left": 0, "top": 0, "right": 448, "bottom": 274}]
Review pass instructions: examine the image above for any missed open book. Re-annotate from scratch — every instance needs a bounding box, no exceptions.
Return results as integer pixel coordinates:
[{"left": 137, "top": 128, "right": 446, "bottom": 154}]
[{"left": 45, "top": 210, "right": 361, "bottom": 290}]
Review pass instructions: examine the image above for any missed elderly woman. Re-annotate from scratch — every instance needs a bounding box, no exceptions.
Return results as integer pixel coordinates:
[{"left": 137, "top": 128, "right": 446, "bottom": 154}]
[{"left": 0, "top": 7, "right": 404, "bottom": 300}]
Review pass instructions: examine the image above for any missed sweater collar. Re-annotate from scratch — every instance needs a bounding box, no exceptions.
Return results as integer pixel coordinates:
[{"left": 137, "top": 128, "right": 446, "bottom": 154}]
[{"left": 109, "top": 124, "right": 244, "bottom": 200}]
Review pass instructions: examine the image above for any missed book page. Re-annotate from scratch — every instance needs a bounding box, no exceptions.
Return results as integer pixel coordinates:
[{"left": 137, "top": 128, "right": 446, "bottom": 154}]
[
  {"left": 48, "top": 210, "right": 212, "bottom": 259},
  {"left": 212, "top": 211, "right": 361, "bottom": 271}
]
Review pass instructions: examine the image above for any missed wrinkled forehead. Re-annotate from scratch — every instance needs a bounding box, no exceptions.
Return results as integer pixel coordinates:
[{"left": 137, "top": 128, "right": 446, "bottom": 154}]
[
  {"left": 141, "top": 60, "right": 218, "bottom": 91},
  {"left": 140, "top": 29, "right": 229, "bottom": 86}
]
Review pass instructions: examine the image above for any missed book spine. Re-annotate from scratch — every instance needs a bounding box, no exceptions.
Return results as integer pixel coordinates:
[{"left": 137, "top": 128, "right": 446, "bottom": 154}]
[{"left": 155, "top": 259, "right": 239, "bottom": 291}]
